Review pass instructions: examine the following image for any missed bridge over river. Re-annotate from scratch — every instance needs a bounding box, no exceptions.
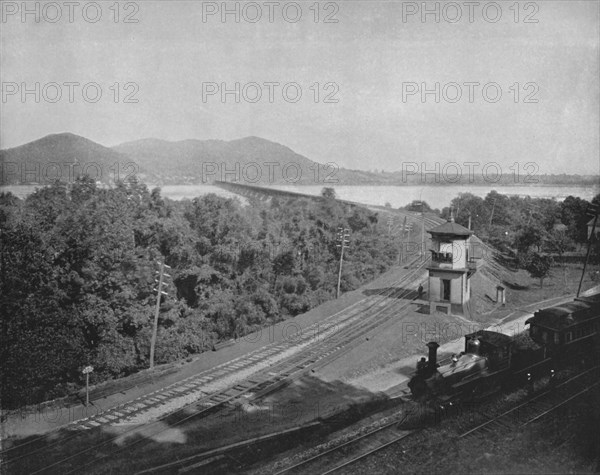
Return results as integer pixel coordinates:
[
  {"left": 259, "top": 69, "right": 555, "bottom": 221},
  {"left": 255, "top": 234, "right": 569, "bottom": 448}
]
[
  {"left": 214, "top": 179, "right": 445, "bottom": 230},
  {"left": 214, "top": 180, "right": 362, "bottom": 207}
]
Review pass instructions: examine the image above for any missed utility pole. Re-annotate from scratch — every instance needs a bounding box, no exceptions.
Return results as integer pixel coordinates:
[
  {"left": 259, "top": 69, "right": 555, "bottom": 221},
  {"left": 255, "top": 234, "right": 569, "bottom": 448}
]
[
  {"left": 399, "top": 216, "right": 407, "bottom": 264},
  {"left": 417, "top": 190, "right": 425, "bottom": 260},
  {"left": 406, "top": 221, "right": 413, "bottom": 262},
  {"left": 336, "top": 227, "right": 350, "bottom": 298},
  {"left": 577, "top": 203, "right": 599, "bottom": 297},
  {"left": 467, "top": 211, "right": 472, "bottom": 231},
  {"left": 150, "top": 260, "right": 171, "bottom": 369},
  {"left": 421, "top": 201, "right": 426, "bottom": 260}
]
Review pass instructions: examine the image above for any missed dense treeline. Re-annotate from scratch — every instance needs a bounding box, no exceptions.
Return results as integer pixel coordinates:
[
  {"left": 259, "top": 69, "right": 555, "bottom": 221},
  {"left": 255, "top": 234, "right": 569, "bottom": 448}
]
[
  {"left": 0, "top": 178, "right": 397, "bottom": 408},
  {"left": 441, "top": 190, "right": 600, "bottom": 253},
  {"left": 438, "top": 190, "right": 600, "bottom": 285}
]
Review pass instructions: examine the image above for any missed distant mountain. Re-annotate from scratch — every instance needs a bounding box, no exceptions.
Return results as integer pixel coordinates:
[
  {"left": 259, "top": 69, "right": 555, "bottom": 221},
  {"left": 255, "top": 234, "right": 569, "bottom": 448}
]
[
  {"left": 0, "top": 133, "right": 384, "bottom": 186},
  {"left": 113, "top": 136, "right": 385, "bottom": 186},
  {"left": 0, "top": 133, "right": 155, "bottom": 185},
  {"left": 2, "top": 133, "right": 597, "bottom": 188}
]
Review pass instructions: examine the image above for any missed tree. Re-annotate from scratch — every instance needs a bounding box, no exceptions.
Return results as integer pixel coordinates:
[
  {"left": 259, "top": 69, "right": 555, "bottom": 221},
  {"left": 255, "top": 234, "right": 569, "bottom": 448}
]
[
  {"left": 273, "top": 250, "right": 296, "bottom": 276},
  {"left": 321, "top": 187, "right": 336, "bottom": 200},
  {"left": 514, "top": 223, "right": 546, "bottom": 255},
  {"left": 1, "top": 178, "right": 408, "bottom": 409},
  {"left": 535, "top": 198, "right": 561, "bottom": 232},
  {"left": 484, "top": 191, "right": 511, "bottom": 227},
  {"left": 449, "top": 193, "right": 487, "bottom": 231},
  {"left": 547, "top": 228, "right": 575, "bottom": 264},
  {"left": 560, "top": 195, "right": 589, "bottom": 244},
  {"left": 526, "top": 252, "right": 553, "bottom": 288}
]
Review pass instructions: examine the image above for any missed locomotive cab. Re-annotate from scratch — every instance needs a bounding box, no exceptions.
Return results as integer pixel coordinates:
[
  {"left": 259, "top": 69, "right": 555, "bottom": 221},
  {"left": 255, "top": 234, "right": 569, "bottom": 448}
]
[
  {"left": 409, "top": 330, "right": 513, "bottom": 399},
  {"left": 464, "top": 330, "right": 512, "bottom": 372}
]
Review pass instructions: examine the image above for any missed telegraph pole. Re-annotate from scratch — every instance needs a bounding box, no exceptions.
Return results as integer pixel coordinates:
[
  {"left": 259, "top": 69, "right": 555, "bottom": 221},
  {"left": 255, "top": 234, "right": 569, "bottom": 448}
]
[
  {"left": 399, "top": 216, "right": 407, "bottom": 264},
  {"left": 421, "top": 202, "right": 425, "bottom": 260},
  {"left": 336, "top": 227, "right": 350, "bottom": 298},
  {"left": 150, "top": 260, "right": 171, "bottom": 369},
  {"left": 577, "top": 203, "right": 599, "bottom": 297}
]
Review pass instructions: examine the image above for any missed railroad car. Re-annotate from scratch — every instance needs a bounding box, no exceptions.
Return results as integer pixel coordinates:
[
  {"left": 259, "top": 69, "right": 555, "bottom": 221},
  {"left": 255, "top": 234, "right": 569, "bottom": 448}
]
[
  {"left": 408, "top": 293, "right": 600, "bottom": 400},
  {"left": 526, "top": 294, "right": 600, "bottom": 364}
]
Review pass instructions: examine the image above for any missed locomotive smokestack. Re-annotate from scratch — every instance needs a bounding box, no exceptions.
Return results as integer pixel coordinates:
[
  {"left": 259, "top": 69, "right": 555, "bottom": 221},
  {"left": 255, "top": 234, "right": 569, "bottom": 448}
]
[{"left": 426, "top": 341, "right": 440, "bottom": 370}]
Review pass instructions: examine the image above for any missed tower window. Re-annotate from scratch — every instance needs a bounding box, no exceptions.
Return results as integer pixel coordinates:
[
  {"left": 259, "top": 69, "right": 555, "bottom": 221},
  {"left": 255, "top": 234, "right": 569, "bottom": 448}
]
[{"left": 442, "top": 279, "right": 451, "bottom": 301}]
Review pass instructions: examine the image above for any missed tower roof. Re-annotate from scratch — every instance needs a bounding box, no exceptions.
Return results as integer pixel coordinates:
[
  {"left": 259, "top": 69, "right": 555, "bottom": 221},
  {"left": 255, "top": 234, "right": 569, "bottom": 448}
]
[{"left": 428, "top": 217, "right": 473, "bottom": 236}]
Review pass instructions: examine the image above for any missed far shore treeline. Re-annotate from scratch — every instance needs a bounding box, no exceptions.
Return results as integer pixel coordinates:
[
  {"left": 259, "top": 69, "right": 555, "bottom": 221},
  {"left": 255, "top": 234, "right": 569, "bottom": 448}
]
[{"left": 0, "top": 177, "right": 598, "bottom": 409}]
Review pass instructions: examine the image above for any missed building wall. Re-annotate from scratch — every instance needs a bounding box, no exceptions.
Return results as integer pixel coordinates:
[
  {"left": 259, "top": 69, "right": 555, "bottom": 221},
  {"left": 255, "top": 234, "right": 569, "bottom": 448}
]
[
  {"left": 451, "top": 276, "right": 463, "bottom": 304},
  {"left": 453, "top": 239, "right": 467, "bottom": 268},
  {"left": 429, "top": 270, "right": 467, "bottom": 305},
  {"left": 428, "top": 233, "right": 472, "bottom": 312},
  {"left": 435, "top": 238, "right": 468, "bottom": 269},
  {"left": 429, "top": 276, "right": 441, "bottom": 301},
  {"left": 466, "top": 274, "right": 470, "bottom": 301}
]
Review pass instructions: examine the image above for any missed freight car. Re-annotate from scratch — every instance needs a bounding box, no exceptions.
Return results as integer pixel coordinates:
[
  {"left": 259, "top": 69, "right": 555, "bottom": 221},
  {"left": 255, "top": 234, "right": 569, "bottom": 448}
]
[{"left": 408, "top": 293, "right": 600, "bottom": 400}]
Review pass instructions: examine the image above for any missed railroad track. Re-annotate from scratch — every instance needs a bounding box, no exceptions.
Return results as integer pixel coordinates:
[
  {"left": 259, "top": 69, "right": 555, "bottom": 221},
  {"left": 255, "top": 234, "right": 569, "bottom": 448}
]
[
  {"left": 459, "top": 365, "right": 600, "bottom": 438},
  {"left": 3, "top": 202, "right": 503, "bottom": 475},
  {"left": 3, "top": 259, "right": 431, "bottom": 474},
  {"left": 63, "top": 265, "right": 429, "bottom": 474},
  {"left": 276, "top": 365, "right": 600, "bottom": 475},
  {"left": 272, "top": 418, "right": 414, "bottom": 475}
]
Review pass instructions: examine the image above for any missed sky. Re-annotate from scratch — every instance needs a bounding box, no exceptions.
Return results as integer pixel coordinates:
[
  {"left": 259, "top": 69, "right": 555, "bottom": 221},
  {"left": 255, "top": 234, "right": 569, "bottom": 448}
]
[{"left": 1, "top": 0, "right": 599, "bottom": 175}]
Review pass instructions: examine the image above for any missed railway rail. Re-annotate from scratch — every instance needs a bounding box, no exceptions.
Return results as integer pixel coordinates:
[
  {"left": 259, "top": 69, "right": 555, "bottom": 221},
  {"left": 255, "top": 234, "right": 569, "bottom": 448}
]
[
  {"left": 272, "top": 418, "right": 414, "bottom": 475},
  {"left": 3, "top": 258, "right": 431, "bottom": 474},
  {"left": 270, "top": 365, "right": 600, "bottom": 475},
  {"left": 61, "top": 263, "right": 429, "bottom": 474},
  {"left": 3, "top": 213, "right": 489, "bottom": 474},
  {"left": 459, "top": 365, "right": 600, "bottom": 438}
]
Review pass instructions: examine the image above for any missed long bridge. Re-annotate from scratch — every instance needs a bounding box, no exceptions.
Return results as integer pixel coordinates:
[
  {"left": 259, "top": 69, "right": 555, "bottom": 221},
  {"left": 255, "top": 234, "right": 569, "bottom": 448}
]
[
  {"left": 214, "top": 180, "right": 360, "bottom": 207},
  {"left": 214, "top": 179, "right": 445, "bottom": 229}
]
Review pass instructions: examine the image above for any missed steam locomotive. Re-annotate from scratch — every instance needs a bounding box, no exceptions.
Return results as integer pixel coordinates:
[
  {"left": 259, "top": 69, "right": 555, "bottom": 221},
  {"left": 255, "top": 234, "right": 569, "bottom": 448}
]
[{"left": 408, "top": 293, "right": 600, "bottom": 400}]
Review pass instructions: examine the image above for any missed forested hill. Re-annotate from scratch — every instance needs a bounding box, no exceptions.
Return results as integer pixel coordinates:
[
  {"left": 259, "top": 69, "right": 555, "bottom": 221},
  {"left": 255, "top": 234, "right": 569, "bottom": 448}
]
[
  {"left": 1, "top": 133, "right": 598, "bottom": 186},
  {"left": 0, "top": 179, "right": 395, "bottom": 408},
  {"left": 113, "top": 136, "right": 317, "bottom": 182},
  {"left": 1, "top": 133, "right": 383, "bottom": 186},
  {"left": 0, "top": 133, "right": 140, "bottom": 184}
]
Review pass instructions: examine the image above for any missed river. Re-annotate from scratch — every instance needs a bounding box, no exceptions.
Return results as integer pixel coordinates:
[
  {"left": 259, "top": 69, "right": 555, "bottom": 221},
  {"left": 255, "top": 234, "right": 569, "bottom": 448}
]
[
  {"left": 2, "top": 184, "right": 598, "bottom": 209},
  {"left": 159, "top": 184, "right": 599, "bottom": 209}
]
